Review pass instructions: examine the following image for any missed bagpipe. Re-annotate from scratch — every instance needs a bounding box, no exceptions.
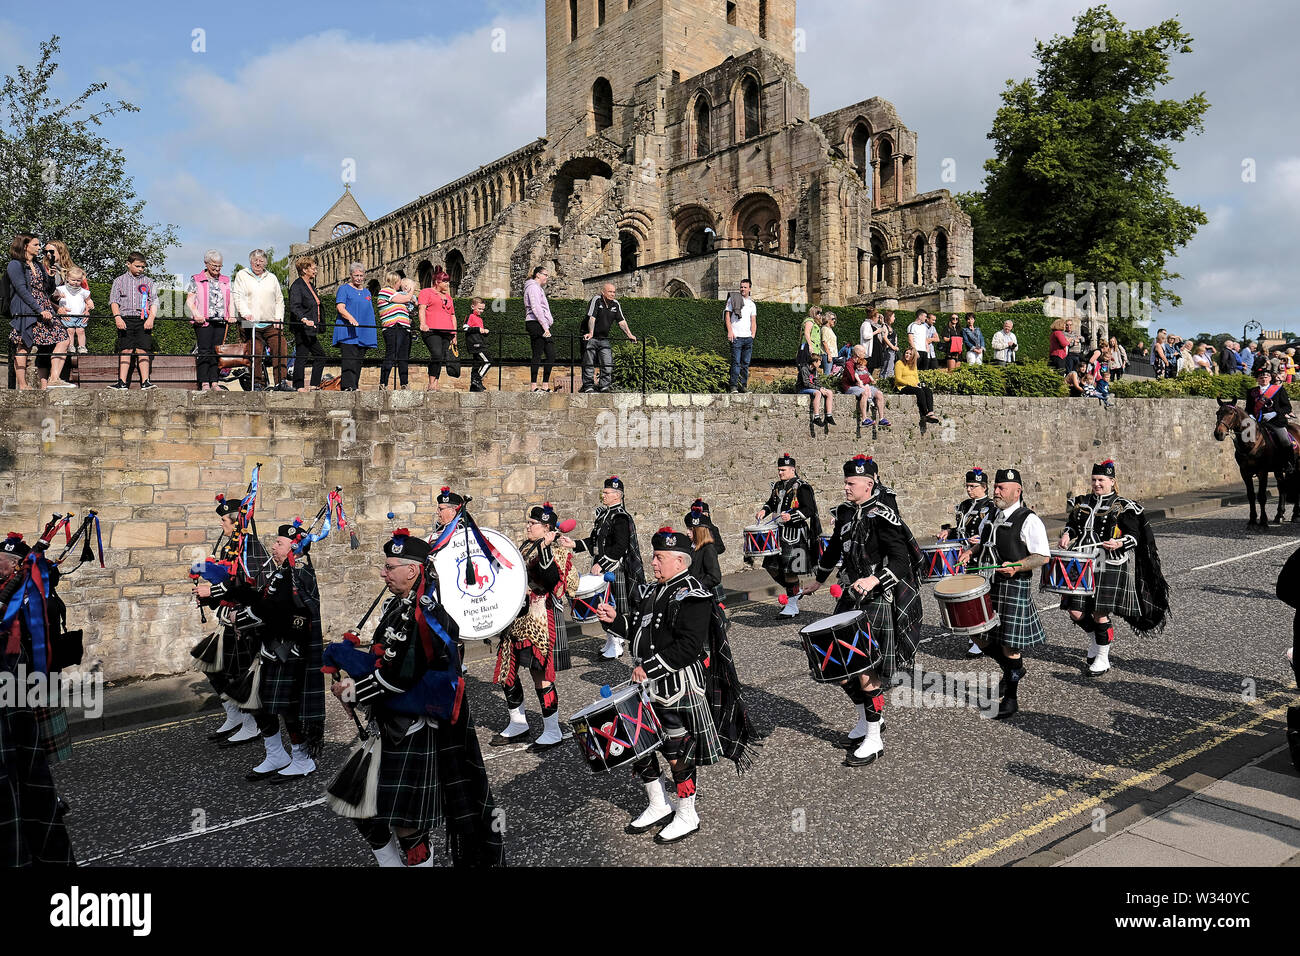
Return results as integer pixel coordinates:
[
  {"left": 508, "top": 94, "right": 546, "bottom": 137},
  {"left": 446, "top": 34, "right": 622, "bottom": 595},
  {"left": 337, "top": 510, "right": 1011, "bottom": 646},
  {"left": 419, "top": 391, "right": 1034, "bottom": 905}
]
[{"left": 0, "top": 535, "right": 84, "bottom": 675}]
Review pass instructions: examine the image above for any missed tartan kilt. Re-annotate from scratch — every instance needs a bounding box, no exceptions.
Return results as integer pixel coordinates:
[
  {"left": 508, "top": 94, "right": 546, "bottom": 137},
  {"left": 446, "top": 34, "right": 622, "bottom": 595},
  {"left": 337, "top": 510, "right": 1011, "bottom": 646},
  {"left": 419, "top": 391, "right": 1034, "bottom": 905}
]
[
  {"left": 762, "top": 527, "right": 815, "bottom": 579},
  {"left": 991, "top": 575, "right": 1047, "bottom": 648},
  {"left": 832, "top": 583, "right": 921, "bottom": 681},
  {"left": 651, "top": 661, "right": 723, "bottom": 767},
  {"left": 33, "top": 708, "right": 73, "bottom": 764},
  {"left": 208, "top": 623, "right": 256, "bottom": 697},
  {"left": 603, "top": 568, "right": 639, "bottom": 637},
  {"left": 256, "top": 655, "right": 306, "bottom": 718},
  {"left": 0, "top": 707, "right": 74, "bottom": 866},
  {"left": 373, "top": 721, "right": 442, "bottom": 831},
  {"left": 1060, "top": 557, "right": 1140, "bottom": 618}
]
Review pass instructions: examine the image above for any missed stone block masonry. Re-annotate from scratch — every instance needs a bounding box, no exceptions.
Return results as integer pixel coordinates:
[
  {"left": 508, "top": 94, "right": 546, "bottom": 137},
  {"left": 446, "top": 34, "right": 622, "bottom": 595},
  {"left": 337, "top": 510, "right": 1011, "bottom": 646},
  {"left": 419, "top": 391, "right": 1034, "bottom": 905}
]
[{"left": 0, "top": 390, "right": 1236, "bottom": 679}]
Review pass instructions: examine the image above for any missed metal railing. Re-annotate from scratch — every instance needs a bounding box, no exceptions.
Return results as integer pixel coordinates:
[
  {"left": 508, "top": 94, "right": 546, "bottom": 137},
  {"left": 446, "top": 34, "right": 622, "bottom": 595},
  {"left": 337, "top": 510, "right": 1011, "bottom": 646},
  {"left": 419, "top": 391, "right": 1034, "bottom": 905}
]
[{"left": 3, "top": 312, "right": 654, "bottom": 395}]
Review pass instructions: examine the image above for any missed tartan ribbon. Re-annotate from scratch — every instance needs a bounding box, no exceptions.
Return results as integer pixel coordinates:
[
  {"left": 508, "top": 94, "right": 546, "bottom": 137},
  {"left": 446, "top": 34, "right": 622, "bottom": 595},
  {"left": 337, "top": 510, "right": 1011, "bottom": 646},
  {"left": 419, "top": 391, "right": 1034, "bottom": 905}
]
[{"left": 2, "top": 553, "right": 51, "bottom": 673}]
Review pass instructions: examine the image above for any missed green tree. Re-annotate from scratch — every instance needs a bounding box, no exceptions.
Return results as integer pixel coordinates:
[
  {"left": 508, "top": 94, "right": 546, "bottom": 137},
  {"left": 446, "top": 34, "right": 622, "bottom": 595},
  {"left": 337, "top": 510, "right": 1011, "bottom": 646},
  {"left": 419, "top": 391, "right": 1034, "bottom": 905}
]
[
  {"left": 0, "top": 35, "right": 177, "bottom": 281},
  {"left": 958, "top": 5, "right": 1208, "bottom": 340}
]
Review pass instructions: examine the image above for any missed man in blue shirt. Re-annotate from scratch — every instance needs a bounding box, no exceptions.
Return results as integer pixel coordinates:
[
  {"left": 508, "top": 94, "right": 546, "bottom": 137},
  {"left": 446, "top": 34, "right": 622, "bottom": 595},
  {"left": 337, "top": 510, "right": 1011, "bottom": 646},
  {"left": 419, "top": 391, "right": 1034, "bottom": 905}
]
[{"left": 334, "top": 262, "right": 377, "bottom": 391}]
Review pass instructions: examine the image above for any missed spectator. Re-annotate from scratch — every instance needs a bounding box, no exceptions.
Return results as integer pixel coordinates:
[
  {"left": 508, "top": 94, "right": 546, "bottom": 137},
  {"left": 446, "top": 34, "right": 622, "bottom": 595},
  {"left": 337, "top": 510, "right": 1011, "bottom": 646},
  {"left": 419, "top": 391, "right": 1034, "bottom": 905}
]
[
  {"left": 962, "top": 313, "right": 985, "bottom": 365},
  {"left": 108, "top": 251, "right": 156, "bottom": 389},
  {"left": 47, "top": 241, "right": 89, "bottom": 358},
  {"left": 1192, "top": 343, "right": 1215, "bottom": 373},
  {"left": 800, "top": 305, "right": 823, "bottom": 365},
  {"left": 466, "top": 296, "right": 492, "bottom": 392},
  {"left": 1150, "top": 329, "right": 1171, "bottom": 379},
  {"left": 523, "top": 266, "right": 555, "bottom": 392},
  {"left": 1270, "top": 348, "right": 1285, "bottom": 380},
  {"left": 1240, "top": 340, "right": 1257, "bottom": 374},
  {"left": 1107, "top": 337, "right": 1128, "bottom": 380},
  {"left": 377, "top": 271, "right": 415, "bottom": 390},
  {"left": 821, "top": 312, "right": 839, "bottom": 374},
  {"left": 46, "top": 240, "right": 76, "bottom": 286},
  {"left": 796, "top": 341, "right": 835, "bottom": 427},
  {"left": 1165, "top": 334, "right": 1182, "bottom": 373},
  {"left": 1048, "top": 319, "right": 1070, "bottom": 371},
  {"left": 893, "top": 347, "right": 940, "bottom": 425},
  {"left": 7, "top": 233, "right": 73, "bottom": 389},
  {"left": 724, "top": 278, "right": 757, "bottom": 393},
  {"left": 55, "top": 266, "right": 92, "bottom": 356},
  {"left": 908, "top": 309, "right": 932, "bottom": 370},
  {"left": 943, "top": 315, "right": 963, "bottom": 371},
  {"left": 1285, "top": 348, "right": 1297, "bottom": 384},
  {"left": 185, "top": 250, "right": 234, "bottom": 391},
  {"left": 859, "top": 307, "right": 879, "bottom": 369},
  {"left": 333, "top": 262, "right": 376, "bottom": 391},
  {"left": 232, "top": 249, "right": 287, "bottom": 390},
  {"left": 1218, "top": 340, "right": 1238, "bottom": 375},
  {"left": 1176, "top": 340, "right": 1195, "bottom": 374},
  {"left": 582, "top": 282, "right": 636, "bottom": 393},
  {"left": 1064, "top": 319, "right": 1082, "bottom": 374},
  {"left": 417, "top": 269, "right": 458, "bottom": 391},
  {"left": 287, "top": 256, "right": 326, "bottom": 391},
  {"left": 841, "top": 344, "right": 890, "bottom": 427},
  {"left": 879, "top": 310, "right": 900, "bottom": 379},
  {"left": 992, "top": 319, "right": 1018, "bottom": 365}
]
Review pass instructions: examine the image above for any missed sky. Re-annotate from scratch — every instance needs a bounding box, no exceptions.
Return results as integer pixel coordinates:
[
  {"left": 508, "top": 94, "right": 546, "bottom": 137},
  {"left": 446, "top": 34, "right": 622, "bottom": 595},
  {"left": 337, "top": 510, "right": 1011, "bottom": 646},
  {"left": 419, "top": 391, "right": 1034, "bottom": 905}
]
[{"left": 1, "top": 0, "right": 1296, "bottom": 340}]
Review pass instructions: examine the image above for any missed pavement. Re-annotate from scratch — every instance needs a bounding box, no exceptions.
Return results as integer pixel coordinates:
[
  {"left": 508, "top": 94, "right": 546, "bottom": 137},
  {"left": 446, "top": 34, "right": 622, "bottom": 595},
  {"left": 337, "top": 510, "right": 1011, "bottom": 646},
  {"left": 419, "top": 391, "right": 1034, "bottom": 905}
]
[{"left": 53, "top": 483, "right": 1300, "bottom": 867}]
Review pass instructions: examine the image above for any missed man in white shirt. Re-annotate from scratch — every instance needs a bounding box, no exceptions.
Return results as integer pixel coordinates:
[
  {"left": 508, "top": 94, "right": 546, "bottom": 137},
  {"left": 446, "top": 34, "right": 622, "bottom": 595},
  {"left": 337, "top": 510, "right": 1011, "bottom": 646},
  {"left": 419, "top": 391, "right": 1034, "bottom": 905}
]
[
  {"left": 724, "top": 279, "right": 758, "bottom": 393},
  {"left": 958, "top": 467, "right": 1050, "bottom": 720},
  {"left": 991, "top": 319, "right": 1019, "bottom": 364},
  {"left": 232, "top": 249, "right": 287, "bottom": 390},
  {"left": 907, "top": 309, "right": 935, "bottom": 370}
]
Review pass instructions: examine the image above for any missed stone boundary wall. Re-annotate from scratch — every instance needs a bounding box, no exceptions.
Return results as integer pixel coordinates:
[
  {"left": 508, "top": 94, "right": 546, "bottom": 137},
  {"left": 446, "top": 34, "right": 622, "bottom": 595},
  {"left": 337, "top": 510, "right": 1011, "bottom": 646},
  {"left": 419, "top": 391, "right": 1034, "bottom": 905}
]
[{"left": 0, "top": 391, "right": 1235, "bottom": 679}]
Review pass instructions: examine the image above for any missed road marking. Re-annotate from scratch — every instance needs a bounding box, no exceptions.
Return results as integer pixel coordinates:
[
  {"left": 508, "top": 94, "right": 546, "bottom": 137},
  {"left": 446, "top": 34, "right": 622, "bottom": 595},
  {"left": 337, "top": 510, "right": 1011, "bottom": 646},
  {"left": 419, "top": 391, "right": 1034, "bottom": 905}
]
[
  {"left": 81, "top": 797, "right": 328, "bottom": 865},
  {"left": 75, "top": 714, "right": 213, "bottom": 747},
  {"left": 1187, "top": 539, "right": 1300, "bottom": 572},
  {"left": 896, "top": 689, "right": 1292, "bottom": 867}
]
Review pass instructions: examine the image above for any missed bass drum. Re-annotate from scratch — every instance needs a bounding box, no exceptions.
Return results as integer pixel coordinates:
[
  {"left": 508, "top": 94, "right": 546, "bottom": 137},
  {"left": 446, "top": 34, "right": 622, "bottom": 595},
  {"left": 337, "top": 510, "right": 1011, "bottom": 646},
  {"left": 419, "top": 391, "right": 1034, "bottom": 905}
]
[{"left": 431, "top": 527, "right": 528, "bottom": 640}]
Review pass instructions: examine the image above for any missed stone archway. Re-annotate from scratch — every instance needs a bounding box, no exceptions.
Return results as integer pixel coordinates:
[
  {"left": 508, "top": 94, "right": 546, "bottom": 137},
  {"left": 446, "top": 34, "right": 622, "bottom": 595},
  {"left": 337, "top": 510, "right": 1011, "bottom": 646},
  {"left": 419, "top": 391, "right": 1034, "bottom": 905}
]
[
  {"left": 731, "top": 193, "right": 781, "bottom": 254},
  {"left": 445, "top": 250, "right": 465, "bottom": 296}
]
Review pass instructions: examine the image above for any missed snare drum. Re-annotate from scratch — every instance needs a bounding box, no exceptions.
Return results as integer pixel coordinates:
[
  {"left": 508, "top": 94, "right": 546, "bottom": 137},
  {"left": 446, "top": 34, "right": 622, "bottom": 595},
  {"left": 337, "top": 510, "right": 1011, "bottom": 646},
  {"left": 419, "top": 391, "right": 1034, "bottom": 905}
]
[
  {"left": 569, "top": 684, "right": 665, "bottom": 773},
  {"left": 571, "top": 574, "right": 612, "bottom": 622},
  {"left": 742, "top": 523, "right": 780, "bottom": 557},
  {"left": 933, "top": 574, "right": 999, "bottom": 637},
  {"left": 920, "top": 541, "right": 965, "bottom": 583},
  {"left": 798, "top": 611, "right": 882, "bottom": 683},
  {"left": 1041, "top": 549, "right": 1098, "bottom": 597}
]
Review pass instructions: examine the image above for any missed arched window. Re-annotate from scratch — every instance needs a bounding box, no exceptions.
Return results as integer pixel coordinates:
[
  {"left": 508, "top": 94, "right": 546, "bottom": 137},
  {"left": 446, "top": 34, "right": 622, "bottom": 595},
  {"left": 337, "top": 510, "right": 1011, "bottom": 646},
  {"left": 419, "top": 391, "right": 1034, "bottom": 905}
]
[
  {"left": 692, "top": 95, "right": 711, "bottom": 158},
  {"left": 935, "top": 231, "right": 949, "bottom": 280},
  {"left": 620, "top": 232, "right": 640, "bottom": 272},
  {"left": 592, "top": 78, "right": 613, "bottom": 133},
  {"left": 878, "top": 136, "right": 895, "bottom": 205},
  {"left": 684, "top": 227, "right": 715, "bottom": 256},
  {"left": 445, "top": 251, "right": 465, "bottom": 296},
  {"left": 417, "top": 260, "right": 434, "bottom": 289},
  {"left": 870, "top": 231, "right": 887, "bottom": 288},
  {"left": 331, "top": 222, "right": 357, "bottom": 239},
  {"left": 741, "top": 77, "right": 761, "bottom": 140},
  {"left": 569, "top": 0, "right": 578, "bottom": 40},
  {"left": 912, "top": 235, "right": 926, "bottom": 285},
  {"left": 850, "top": 123, "right": 870, "bottom": 184}
]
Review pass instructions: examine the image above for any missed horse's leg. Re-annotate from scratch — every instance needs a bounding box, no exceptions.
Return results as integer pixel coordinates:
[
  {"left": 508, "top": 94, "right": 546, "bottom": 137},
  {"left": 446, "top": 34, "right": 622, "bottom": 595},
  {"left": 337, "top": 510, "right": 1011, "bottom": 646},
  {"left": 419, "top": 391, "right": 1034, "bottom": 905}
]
[
  {"left": 1245, "top": 466, "right": 1258, "bottom": 526},
  {"left": 1260, "top": 471, "right": 1270, "bottom": 529},
  {"left": 1277, "top": 470, "right": 1289, "bottom": 523}
]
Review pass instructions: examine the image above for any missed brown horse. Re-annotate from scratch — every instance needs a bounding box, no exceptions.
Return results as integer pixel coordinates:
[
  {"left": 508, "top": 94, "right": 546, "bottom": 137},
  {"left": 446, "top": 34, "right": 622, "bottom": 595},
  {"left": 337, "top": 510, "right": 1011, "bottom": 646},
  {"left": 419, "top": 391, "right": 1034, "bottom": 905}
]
[{"left": 1213, "top": 399, "right": 1299, "bottom": 528}]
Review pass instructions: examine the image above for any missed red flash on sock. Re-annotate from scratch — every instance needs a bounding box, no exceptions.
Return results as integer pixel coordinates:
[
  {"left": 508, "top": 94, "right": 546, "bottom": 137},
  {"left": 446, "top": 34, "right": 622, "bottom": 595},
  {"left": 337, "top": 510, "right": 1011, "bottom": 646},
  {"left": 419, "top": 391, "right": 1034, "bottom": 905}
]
[
  {"left": 404, "top": 842, "right": 431, "bottom": 866},
  {"left": 676, "top": 779, "right": 696, "bottom": 799},
  {"left": 868, "top": 694, "right": 884, "bottom": 713}
]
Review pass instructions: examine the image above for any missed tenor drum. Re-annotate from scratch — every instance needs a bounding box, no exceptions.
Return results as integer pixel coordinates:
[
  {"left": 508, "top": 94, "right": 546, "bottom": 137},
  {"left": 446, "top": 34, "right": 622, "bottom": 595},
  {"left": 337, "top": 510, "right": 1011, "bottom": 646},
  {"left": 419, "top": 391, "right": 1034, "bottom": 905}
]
[
  {"left": 431, "top": 527, "right": 528, "bottom": 640},
  {"left": 920, "top": 541, "right": 965, "bottom": 583},
  {"left": 798, "top": 610, "right": 881, "bottom": 683},
  {"left": 742, "top": 522, "right": 780, "bottom": 557},
  {"left": 1040, "top": 549, "right": 1098, "bottom": 597},
  {"left": 933, "top": 574, "right": 999, "bottom": 637},
  {"left": 571, "top": 573, "right": 612, "bottom": 622},
  {"left": 570, "top": 684, "right": 665, "bottom": 773}
]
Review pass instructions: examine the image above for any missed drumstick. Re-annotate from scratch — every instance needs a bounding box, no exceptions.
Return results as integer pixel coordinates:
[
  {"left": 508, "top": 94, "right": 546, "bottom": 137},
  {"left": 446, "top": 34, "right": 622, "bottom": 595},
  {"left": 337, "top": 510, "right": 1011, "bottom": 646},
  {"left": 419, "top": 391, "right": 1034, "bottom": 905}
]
[{"left": 962, "top": 563, "right": 1023, "bottom": 572}]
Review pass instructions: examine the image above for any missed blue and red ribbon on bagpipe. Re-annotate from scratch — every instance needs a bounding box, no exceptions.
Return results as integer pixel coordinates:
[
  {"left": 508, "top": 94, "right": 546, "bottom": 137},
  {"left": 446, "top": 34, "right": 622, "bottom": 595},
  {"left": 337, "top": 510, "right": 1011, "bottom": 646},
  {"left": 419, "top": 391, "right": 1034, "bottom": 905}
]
[{"left": 2, "top": 553, "right": 53, "bottom": 674}]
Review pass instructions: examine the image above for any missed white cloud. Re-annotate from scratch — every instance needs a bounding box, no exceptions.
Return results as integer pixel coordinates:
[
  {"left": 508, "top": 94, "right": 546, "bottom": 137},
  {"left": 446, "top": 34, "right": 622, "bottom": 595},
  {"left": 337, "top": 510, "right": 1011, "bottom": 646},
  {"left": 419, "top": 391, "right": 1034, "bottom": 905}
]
[{"left": 172, "top": 19, "right": 546, "bottom": 213}]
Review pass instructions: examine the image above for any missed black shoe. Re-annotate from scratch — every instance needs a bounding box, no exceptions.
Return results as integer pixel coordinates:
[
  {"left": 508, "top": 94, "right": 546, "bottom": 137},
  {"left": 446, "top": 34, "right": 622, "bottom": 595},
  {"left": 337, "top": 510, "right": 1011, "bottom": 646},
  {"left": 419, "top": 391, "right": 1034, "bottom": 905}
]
[
  {"left": 811, "top": 415, "right": 824, "bottom": 427},
  {"left": 488, "top": 731, "right": 530, "bottom": 747},
  {"left": 626, "top": 811, "right": 674, "bottom": 835},
  {"left": 824, "top": 415, "right": 836, "bottom": 426},
  {"left": 108, "top": 381, "right": 129, "bottom": 390},
  {"left": 994, "top": 695, "right": 1019, "bottom": 720},
  {"left": 218, "top": 733, "right": 259, "bottom": 749},
  {"left": 579, "top": 385, "right": 595, "bottom": 393},
  {"left": 206, "top": 726, "right": 240, "bottom": 741},
  {"left": 140, "top": 379, "right": 157, "bottom": 390},
  {"left": 267, "top": 768, "right": 316, "bottom": 784},
  {"left": 844, "top": 747, "right": 885, "bottom": 767},
  {"left": 527, "top": 738, "right": 566, "bottom": 753},
  {"left": 244, "top": 764, "right": 289, "bottom": 782}
]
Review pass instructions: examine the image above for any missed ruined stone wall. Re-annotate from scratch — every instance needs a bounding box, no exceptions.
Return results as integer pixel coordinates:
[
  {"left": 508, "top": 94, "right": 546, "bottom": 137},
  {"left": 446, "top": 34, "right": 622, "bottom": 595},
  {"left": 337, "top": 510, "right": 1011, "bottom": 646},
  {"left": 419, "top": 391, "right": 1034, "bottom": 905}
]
[{"left": 0, "top": 390, "right": 1236, "bottom": 679}]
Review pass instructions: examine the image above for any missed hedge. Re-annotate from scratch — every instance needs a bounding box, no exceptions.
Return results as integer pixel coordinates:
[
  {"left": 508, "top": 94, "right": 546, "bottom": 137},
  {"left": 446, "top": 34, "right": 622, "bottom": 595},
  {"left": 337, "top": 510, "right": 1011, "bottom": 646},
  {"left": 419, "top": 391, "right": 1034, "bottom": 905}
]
[
  {"left": 1109, "top": 370, "right": 1300, "bottom": 401},
  {"left": 75, "top": 282, "right": 1054, "bottom": 368}
]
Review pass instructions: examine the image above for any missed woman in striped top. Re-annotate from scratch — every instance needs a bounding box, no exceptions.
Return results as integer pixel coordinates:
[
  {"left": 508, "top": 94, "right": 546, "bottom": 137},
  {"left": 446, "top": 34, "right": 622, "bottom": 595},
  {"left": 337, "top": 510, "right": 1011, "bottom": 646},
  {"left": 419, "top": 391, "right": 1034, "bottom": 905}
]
[{"left": 377, "top": 272, "right": 415, "bottom": 389}]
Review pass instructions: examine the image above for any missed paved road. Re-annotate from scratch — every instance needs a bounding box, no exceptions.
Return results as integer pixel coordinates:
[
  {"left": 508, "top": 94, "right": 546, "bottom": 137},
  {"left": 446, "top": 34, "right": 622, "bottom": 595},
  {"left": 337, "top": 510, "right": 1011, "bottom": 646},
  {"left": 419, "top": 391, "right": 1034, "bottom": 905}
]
[{"left": 58, "top": 504, "right": 1300, "bottom": 866}]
